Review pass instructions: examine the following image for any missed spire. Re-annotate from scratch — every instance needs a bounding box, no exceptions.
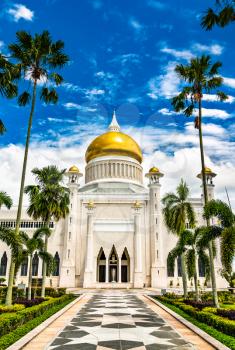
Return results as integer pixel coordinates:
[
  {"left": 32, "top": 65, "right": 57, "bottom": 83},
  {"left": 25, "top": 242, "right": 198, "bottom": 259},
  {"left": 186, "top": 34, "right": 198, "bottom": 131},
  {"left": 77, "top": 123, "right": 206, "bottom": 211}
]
[{"left": 108, "top": 110, "right": 120, "bottom": 132}]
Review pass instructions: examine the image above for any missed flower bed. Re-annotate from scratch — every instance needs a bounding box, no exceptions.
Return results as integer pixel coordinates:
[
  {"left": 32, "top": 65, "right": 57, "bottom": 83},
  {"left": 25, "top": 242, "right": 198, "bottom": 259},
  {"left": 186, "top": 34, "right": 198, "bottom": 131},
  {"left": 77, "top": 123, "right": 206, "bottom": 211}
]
[
  {"left": 0, "top": 294, "right": 73, "bottom": 337},
  {"left": 156, "top": 295, "right": 235, "bottom": 337}
]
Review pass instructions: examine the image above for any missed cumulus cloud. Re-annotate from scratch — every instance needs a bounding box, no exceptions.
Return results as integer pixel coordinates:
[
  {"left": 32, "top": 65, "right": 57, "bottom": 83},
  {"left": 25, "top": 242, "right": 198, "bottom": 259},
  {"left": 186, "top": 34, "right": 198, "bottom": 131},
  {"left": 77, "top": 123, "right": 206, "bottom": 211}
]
[
  {"left": 160, "top": 48, "right": 193, "bottom": 60},
  {"left": 8, "top": 4, "right": 34, "bottom": 22},
  {"left": 193, "top": 43, "right": 224, "bottom": 55},
  {"left": 223, "top": 77, "right": 235, "bottom": 89},
  {"left": 203, "top": 94, "right": 235, "bottom": 103}
]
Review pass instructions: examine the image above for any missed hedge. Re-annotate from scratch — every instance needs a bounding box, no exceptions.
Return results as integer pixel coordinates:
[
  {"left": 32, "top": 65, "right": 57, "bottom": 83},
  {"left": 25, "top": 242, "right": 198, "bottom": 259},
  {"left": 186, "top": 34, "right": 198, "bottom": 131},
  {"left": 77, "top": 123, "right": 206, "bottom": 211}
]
[
  {"left": 156, "top": 296, "right": 235, "bottom": 337},
  {"left": 0, "top": 296, "right": 74, "bottom": 350},
  {"left": 0, "top": 294, "right": 73, "bottom": 337},
  {"left": 0, "top": 287, "right": 66, "bottom": 302}
]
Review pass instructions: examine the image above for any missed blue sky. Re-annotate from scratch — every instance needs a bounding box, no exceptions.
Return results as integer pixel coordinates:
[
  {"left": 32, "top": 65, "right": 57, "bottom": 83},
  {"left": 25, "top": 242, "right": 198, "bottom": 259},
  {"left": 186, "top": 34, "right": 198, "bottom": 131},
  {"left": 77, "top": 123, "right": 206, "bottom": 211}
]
[{"left": 0, "top": 0, "right": 235, "bottom": 207}]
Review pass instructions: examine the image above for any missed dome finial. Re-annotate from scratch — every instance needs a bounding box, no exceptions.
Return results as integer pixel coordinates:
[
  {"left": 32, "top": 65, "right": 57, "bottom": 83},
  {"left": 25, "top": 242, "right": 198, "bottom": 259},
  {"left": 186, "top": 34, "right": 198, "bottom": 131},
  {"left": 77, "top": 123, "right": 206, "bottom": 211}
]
[{"left": 108, "top": 110, "right": 120, "bottom": 132}]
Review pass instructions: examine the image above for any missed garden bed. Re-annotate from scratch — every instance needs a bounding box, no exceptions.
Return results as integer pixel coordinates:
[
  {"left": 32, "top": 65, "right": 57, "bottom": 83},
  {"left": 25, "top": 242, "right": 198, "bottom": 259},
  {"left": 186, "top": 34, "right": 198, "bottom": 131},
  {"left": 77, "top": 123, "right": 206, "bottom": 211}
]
[
  {"left": 0, "top": 294, "right": 75, "bottom": 350},
  {"left": 155, "top": 293, "right": 235, "bottom": 350}
]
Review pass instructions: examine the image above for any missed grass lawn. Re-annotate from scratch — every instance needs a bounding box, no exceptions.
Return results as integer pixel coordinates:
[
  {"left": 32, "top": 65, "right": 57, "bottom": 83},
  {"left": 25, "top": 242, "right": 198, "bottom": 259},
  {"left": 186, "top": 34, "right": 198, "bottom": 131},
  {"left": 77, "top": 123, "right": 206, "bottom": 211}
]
[
  {"left": 156, "top": 298, "right": 235, "bottom": 350},
  {"left": 0, "top": 295, "right": 76, "bottom": 350}
]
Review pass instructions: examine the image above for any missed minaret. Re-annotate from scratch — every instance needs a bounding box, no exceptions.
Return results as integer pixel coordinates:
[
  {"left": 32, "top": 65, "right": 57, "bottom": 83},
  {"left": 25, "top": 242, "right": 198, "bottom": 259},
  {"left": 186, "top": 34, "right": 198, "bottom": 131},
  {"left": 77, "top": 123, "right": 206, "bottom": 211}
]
[
  {"left": 145, "top": 167, "right": 166, "bottom": 288},
  {"left": 108, "top": 110, "right": 121, "bottom": 132},
  {"left": 197, "top": 167, "right": 217, "bottom": 201},
  {"left": 60, "top": 165, "right": 82, "bottom": 287}
]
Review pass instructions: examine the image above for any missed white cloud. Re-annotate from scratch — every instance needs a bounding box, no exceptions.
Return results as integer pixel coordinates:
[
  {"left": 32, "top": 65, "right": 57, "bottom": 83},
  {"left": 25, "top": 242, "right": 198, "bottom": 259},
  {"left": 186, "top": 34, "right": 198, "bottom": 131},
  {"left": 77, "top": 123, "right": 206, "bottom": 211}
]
[
  {"left": 0, "top": 41, "right": 4, "bottom": 52},
  {"left": 223, "top": 77, "right": 235, "bottom": 89},
  {"left": 161, "top": 48, "right": 193, "bottom": 60},
  {"left": 63, "top": 103, "right": 97, "bottom": 112},
  {"left": 129, "top": 17, "right": 144, "bottom": 32},
  {"left": 203, "top": 94, "right": 235, "bottom": 103},
  {"left": 185, "top": 122, "right": 227, "bottom": 136},
  {"left": 158, "top": 108, "right": 177, "bottom": 116},
  {"left": 86, "top": 88, "right": 105, "bottom": 96},
  {"left": 8, "top": 4, "right": 34, "bottom": 22},
  {"left": 193, "top": 43, "right": 224, "bottom": 55},
  {"left": 147, "top": 61, "right": 180, "bottom": 99},
  {"left": 193, "top": 108, "right": 231, "bottom": 120}
]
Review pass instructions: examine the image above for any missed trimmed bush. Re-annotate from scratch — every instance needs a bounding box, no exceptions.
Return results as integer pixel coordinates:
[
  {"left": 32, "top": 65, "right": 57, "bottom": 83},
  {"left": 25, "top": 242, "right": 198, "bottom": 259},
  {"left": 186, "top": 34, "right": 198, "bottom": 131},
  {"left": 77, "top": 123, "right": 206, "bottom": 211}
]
[
  {"left": 27, "top": 287, "right": 66, "bottom": 298},
  {"left": 184, "top": 299, "right": 214, "bottom": 310},
  {"left": 0, "top": 304, "right": 25, "bottom": 314},
  {"left": 13, "top": 298, "right": 46, "bottom": 308},
  {"left": 0, "top": 294, "right": 72, "bottom": 337},
  {"left": 156, "top": 296, "right": 235, "bottom": 337},
  {"left": 217, "top": 308, "right": 235, "bottom": 321}
]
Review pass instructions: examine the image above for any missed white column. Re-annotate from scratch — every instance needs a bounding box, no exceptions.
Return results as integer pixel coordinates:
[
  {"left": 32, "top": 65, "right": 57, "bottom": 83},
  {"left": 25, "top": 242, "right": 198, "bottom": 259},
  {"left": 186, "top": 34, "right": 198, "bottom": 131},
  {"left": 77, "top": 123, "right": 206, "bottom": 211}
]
[
  {"left": 105, "top": 257, "right": 109, "bottom": 283},
  {"left": 83, "top": 202, "right": 95, "bottom": 287},
  {"left": 133, "top": 203, "right": 143, "bottom": 288},
  {"left": 118, "top": 258, "right": 122, "bottom": 283}
]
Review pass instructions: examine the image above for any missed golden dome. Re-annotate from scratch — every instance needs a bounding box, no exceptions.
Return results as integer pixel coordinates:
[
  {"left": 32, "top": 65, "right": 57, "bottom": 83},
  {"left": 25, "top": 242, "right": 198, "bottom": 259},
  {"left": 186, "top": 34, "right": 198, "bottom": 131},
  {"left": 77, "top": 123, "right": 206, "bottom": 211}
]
[
  {"left": 68, "top": 165, "right": 80, "bottom": 173},
  {"left": 149, "top": 167, "right": 159, "bottom": 173},
  {"left": 85, "top": 131, "right": 143, "bottom": 163},
  {"left": 205, "top": 167, "right": 212, "bottom": 173}
]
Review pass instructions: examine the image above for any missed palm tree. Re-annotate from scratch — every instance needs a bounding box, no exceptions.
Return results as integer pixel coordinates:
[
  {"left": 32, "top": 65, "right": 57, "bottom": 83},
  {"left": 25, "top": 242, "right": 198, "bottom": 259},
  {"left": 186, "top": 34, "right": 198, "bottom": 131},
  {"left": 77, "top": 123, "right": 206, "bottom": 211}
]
[
  {"left": 167, "top": 229, "right": 210, "bottom": 301},
  {"left": 24, "top": 165, "right": 70, "bottom": 297},
  {"left": 162, "top": 179, "right": 196, "bottom": 298},
  {"left": 0, "top": 192, "right": 13, "bottom": 209},
  {"left": 5, "top": 31, "right": 69, "bottom": 306},
  {"left": 19, "top": 231, "right": 44, "bottom": 300},
  {"left": 202, "top": 199, "right": 235, "bottom": 287},
  {"left": 0, "top": 228, "right": 23, "bottom": 285},
  {"left": 0, "top": 53, "right": 18, "bottom": 134},
  {"left": 172, "top": 55, "right": 228, "bottom": 307},
  {"left": 201, "top": 1, "right": 235, "bottom": 30}
]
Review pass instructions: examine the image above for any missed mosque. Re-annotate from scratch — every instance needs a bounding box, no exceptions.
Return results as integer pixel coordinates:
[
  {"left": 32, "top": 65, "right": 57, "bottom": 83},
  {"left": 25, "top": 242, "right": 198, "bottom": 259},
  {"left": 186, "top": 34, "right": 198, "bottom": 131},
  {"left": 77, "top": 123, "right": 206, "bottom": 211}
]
[{"left": 0, "top": 113, "right": 225, "bottom": 289}]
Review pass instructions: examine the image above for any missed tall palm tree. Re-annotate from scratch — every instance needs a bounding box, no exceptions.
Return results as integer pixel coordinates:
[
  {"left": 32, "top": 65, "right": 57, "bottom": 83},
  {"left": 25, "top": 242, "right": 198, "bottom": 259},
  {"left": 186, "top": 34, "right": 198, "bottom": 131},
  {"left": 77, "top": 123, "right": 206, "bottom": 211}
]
[
  {"left": 25, "top": 165, "right": 70, "bottom": 297},
  {"left": 201, "top": 1, "right": 235, "bottom": 30},
  {"left": 19, "top": 231, "right": 44, "bottom": 300},
  {"left": 167, "top": 229, "right": 210, "bottom": 301},
  {"left": 172, "top": 55, "right": 228, "bottom": 307},
  {"left": 162, "top": 179, "right": 196, "bottom": 298},
  {"left": 5, "top": 31, "right": 69, "bottom": 306},
  {"left": 0, "top": 53, "right": 18, "bottom": 134},
  {"left": 0, "top": 192, "right": 13, "bottom": 209}
]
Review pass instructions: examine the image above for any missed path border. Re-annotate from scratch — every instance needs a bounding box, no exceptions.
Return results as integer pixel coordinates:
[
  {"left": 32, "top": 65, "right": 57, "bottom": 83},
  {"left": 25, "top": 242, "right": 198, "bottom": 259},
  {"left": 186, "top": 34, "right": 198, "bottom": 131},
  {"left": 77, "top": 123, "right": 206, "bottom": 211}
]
[
  {"left": 144, "top": 295, "right": 230, "bottom": 350},
  {"left": 7, "top": 294, "right": 85, "bottom": 350}
]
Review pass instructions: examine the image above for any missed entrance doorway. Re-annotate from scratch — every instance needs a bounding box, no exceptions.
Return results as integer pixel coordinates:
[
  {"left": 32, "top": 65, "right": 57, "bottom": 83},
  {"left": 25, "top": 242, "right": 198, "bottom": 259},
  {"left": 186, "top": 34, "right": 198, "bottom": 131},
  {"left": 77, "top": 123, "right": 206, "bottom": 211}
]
[
  {"left": 109, "top": 246, "right": 118, "bottom": 282},
  {"left": 97, "top": 248, "right": 106, "bottom": 282},
  {"left": 121, "top": 248, "right": 130, "bottom": 282}
]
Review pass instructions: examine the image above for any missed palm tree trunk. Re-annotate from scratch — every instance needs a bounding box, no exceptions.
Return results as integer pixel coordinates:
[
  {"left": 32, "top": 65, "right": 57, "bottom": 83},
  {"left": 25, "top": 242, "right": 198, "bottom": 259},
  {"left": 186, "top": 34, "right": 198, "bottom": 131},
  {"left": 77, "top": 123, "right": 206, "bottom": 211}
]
[
  {"left": 198, "top": 98, "right": 219, "bottom": 308},
  {"left": 5, "top": 80, "right": 37, "bottom": 306},
  {"left": 28, "top": 255, "right": 32, "bottom": 300},
  {"left": 194, "top": 272, "right": 199, "bottom": 301},
  {"left": 181, "top": 253, "right": 188, "bottom": 298},
  {"left": 41, "top": 234, "right": 48, "bottom": 297}
]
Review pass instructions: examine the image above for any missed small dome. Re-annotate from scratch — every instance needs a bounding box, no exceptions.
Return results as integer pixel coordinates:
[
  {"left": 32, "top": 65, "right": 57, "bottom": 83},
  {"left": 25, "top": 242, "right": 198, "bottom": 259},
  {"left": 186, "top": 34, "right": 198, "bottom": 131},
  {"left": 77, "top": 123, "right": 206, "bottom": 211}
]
[
  {"left": 149, "top": 167, "right": 159, "bottom": 173},
  {"left": 205, "top": 167, "right": 212, "bottom": 173},
  {"left": 68, "top": 165, "right": 80, "bottom": 173}
]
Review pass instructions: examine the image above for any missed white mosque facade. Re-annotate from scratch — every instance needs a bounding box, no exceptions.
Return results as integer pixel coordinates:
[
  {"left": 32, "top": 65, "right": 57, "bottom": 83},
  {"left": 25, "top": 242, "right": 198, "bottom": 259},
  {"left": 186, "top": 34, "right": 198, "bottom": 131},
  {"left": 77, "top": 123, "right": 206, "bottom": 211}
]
[{"left": 0, "top": 114, "right": 226, "bottom": 289}]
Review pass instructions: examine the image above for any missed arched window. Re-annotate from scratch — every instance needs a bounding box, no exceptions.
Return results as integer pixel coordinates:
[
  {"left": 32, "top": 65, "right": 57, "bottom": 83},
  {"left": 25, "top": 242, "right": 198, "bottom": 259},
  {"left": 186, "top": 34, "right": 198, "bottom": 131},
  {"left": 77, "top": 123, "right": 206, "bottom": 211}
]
[
  {"left": 53, "top": 252, "right": 60, "bottom": 276},
  {"left": 32, "top": 252, "right": 39, "bottom": 276},
  {"left": 21, "top": 257, "right": 28, "bottom": 276},
  {"left": 0, "top": 252, "right": 7, "bottom": 276},
  {"left": 109, "top": 246, "right": 118, "bottom": 282},
  {"left": 177, "top": 256, "right": 182, "bottom": 277},
  {"left": 198, "top": 257, "right": 206, "bottom": 277},
  {"left": 97, "top": 248, "right": 106, "bottom": 282},
  {"left": 121, "top": 248, "right": 130, "bottom": 282},
  {"left": 167, "top": 263, "right": 174, "bottom": 277}
]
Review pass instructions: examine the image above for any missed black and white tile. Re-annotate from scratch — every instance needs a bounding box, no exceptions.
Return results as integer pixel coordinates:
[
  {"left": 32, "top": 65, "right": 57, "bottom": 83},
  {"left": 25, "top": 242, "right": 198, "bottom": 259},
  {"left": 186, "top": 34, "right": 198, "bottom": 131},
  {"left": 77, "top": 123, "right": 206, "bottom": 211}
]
[{"left": 48, "top": 292, "right": 195, "bottom": 350}]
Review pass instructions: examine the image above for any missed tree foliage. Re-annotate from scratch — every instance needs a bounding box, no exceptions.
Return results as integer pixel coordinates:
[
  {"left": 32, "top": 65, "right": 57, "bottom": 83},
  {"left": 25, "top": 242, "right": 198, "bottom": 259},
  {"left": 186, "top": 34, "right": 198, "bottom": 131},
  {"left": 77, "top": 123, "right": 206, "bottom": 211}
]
[{"left": 201, "top": 0, "right": 235, "bottom": 30}]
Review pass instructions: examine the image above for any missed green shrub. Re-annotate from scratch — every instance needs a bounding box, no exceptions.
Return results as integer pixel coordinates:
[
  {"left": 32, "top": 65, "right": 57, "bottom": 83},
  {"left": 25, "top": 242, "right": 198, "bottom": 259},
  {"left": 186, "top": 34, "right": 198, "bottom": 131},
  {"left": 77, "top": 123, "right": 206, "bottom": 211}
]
[
  {"left": 27, "top": 287, "right": 66, "bottom": 298},
  {"left": 0, "top": 294, "right": 72, "bottom": 337},
  {"left": 156, "top": 296, "right": 235, "bottom": 337},
  {"left": 0, "top": 304, "right": 25, "bottom": 314}
]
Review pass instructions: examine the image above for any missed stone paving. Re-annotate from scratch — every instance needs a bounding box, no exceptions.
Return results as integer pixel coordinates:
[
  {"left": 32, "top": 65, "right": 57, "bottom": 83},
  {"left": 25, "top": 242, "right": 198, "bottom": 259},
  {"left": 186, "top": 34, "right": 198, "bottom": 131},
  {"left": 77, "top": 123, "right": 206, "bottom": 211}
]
[{"left": 47, "top": 292, "right": 195, "bottom": 350}]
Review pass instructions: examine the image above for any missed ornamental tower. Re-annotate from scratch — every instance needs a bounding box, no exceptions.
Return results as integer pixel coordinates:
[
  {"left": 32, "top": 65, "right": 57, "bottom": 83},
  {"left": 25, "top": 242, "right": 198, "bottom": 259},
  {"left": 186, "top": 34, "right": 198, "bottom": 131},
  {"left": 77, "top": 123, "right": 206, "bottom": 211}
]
[
  {"left": 197, "top": 167, "right": 217, "bottom": 201},
  {"left": 145, "top": 167, "right": 166, "bottom": 287},
  {"left": 60, "top": 165, "right": 82, "bottom": 287}
]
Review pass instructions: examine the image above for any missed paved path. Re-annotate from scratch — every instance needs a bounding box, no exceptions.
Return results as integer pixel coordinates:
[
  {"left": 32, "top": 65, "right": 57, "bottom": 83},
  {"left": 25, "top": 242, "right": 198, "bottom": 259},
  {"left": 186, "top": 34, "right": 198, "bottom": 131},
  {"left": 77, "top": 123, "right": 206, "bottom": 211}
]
[{"left": 47, "top": 292, "right": 196, "bottom": 350}]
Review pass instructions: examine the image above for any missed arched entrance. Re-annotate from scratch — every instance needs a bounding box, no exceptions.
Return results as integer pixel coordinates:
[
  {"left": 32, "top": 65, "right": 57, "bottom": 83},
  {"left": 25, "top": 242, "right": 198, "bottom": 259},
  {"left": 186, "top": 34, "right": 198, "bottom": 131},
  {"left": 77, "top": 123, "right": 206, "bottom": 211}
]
[
  {"left": 109, "top": 246, "right": 118, "bottom": 282},
  {"left": 121, "top": 248, "right": 130, "bottom": 282},
  {"left": 97, "top": 248, "right": 106, "bottom": 282}
]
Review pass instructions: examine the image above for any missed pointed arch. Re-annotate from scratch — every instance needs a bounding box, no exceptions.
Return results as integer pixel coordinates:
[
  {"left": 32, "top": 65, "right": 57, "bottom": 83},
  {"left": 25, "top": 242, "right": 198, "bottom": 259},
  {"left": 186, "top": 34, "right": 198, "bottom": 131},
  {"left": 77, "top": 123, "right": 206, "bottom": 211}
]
[
  {"left": 21, "top": 257, "right": 28, "bottom": 276},
  {"left": 97, "top": 247, "right": 106, "bottom": 282},
  {"left": 0, "top": 252, "right": 7, "bottom": 276},
  {"left": 53, "top": 252, "right": 60, "bottom": 276},
  {"left": 198, "top": 257, "right": 206, "bottom": 277},
  {"left": 32, "top": 252, "right": 39, "bottom": 276},
  {"left": 121, "top": 247, "right": 130, "bottom": 282},
  {"left": 109, "top": 245, "right": 118, "bottom": 282},
  {"left": 177, "top": 256, "right": 182, "bottom": 277}
]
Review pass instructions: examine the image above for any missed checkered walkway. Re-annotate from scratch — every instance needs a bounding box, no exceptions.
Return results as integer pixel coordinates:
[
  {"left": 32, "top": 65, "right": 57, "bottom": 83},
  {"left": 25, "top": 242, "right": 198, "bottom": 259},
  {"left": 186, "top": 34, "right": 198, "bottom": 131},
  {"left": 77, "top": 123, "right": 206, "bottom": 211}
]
[{"left": 48, "top": 292, "right": 195, "bottom": 349}]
